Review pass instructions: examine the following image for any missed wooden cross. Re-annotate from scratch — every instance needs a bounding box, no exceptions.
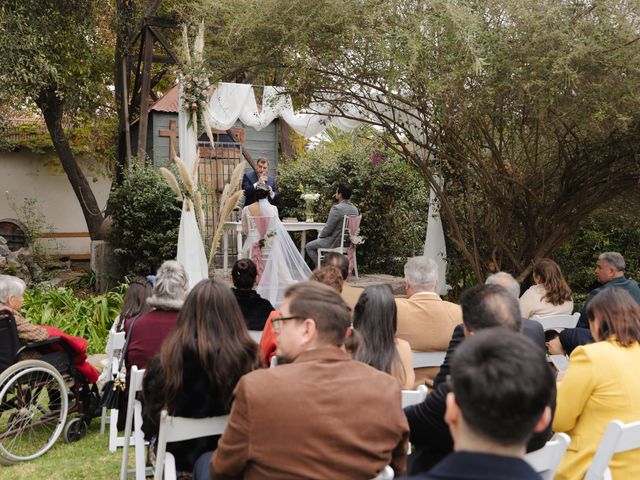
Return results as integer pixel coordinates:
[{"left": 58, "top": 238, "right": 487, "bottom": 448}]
[{"left": 159, "top": 119, "right": 179, "bottom": 160}]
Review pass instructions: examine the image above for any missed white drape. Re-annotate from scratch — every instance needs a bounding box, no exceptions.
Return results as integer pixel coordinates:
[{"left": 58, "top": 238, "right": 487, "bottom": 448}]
[
  {"left": 177, "top": 81, "right": 447, "bottom": 289},
  {"left": 176, "top": 85, "right": 208, "bottom": 289},
  {"left": 423, "top": 178, "right": 449, "bottom": 295},
  {"left": 206, "top": 83, "right": 361, "bottom": 137}
]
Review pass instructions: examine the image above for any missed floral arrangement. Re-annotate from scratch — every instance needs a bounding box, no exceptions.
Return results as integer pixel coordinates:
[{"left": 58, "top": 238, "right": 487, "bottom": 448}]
[
  {"left": 301, "top": 192, "right": 320, "bottom": 202},
  {"left": 181, "top": 70, "right": 210, "bottom": 124},
  {"left": 258, "top": 229, "right": 277, "bottom": 249},
  {"left": 350, "top": 234, "right": 365, "bottom": 246},
  {"left": 180, "top": 22, "right": 216, "bottom": 143},
  {"left": 298, "top": 184, "right": 320, "bottom": 222}
]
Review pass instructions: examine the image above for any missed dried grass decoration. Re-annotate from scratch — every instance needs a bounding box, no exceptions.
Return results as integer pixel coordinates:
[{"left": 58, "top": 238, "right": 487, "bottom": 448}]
[{"left": 208, "top": 162, "right": 245, "bottom": 265}]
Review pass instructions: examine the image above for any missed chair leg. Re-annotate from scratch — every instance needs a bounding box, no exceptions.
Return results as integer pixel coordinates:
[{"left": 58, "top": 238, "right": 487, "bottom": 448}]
[{"left": 100, "top": 406, "right": 107, "bottom": 435}]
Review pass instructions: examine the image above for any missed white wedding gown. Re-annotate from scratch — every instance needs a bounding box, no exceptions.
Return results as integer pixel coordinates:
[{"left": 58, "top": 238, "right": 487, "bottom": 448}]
[{"left": 241, "top": 199, "right": 311, "bottom": 308}]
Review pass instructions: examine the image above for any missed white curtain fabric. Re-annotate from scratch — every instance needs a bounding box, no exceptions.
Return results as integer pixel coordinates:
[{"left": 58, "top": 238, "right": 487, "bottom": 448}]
[
  {"left": 206, "top": 83, "right": 361, "bottom": 137},
  {"left": 176, "top": 84, "right": 208, "bottom": 290},
  {"left": 423, "top": 176, "right": 449, "bottom": 295}
]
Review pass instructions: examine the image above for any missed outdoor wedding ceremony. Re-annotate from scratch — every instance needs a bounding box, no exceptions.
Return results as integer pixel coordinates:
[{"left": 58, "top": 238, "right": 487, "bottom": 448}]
[{"left": 1, "top": 0, "right": 640, "bottom": 479}]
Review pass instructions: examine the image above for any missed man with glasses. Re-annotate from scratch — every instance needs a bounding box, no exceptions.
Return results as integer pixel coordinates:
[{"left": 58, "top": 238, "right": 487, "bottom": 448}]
[{"left": 207, "top": 281, "right": 409, "bottom": 479}]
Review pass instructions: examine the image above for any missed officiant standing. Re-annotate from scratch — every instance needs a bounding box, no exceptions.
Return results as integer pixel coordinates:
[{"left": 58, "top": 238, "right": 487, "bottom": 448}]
[
  {"left": 305, "top": 183, "right": 359, "bottom": 268},
  {"left": 242, "top": 157, "right": 281, "bottom": 205}
]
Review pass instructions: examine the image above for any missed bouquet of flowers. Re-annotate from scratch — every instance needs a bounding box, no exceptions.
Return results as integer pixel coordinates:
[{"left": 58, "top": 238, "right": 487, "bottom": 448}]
[
  {"left": 181, "top": 69, "right": 210, "bottom": 128},
  {"left": 301, "top": 192, "right": 320, "bottom": 202}
]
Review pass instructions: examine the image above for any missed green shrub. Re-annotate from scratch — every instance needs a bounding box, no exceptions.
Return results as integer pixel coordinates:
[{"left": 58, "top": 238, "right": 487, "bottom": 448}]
[
  {"left": 22, "top": 285, "right": 125, "bottom": 354},
  {"left": 278, "top": 136, "right": 429, "bottom": 275},
  {"left": 108, "top": 164, "right": 182, "bottom": 277}
]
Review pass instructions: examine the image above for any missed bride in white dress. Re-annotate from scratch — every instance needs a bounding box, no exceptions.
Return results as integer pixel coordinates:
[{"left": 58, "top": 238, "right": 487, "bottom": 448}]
[{"left": 241, "top": 184, "right": 311, "bottom": 307}]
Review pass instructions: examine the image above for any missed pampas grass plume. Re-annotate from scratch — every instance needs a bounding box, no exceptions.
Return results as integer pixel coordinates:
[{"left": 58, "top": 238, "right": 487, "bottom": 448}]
[
  {"left": 159, "top": 168, "right": 183, "bottom": 201},
  {"left": 175, "top": 158, "right": 194, "bottom": 194}
]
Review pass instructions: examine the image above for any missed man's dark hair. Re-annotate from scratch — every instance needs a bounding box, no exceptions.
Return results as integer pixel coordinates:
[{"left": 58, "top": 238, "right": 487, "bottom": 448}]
[
  {"left": 256, "top": 157, "right": 269, "bottom": 166},
  {"left": 322, "top": 252, "right": 349, "bottom": 279},
  {"left": 285, "top": 281, "right": 351, "bottom": 345},
  {"left": 337, "top": 183, "right": 353, "bottom": 200},
  {"left": 459, "top": 284, "right": 521, "bottom": 333},
  {"left": 451, "top": 328, "right": 554, "bottom": 445}
]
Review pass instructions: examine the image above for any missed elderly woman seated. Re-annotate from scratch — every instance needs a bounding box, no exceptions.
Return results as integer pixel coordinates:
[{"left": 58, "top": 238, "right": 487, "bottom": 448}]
[
  {"left": 0, "top": 274, "right": 49, "bottom": 355},
  {"left": 0, "top": 274, "right": 98, "bottom": 382}
]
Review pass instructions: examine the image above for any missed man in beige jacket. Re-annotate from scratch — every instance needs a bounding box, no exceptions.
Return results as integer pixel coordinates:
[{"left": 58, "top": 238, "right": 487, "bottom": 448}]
[{"left": 396, "top": 256, "right": 461, "bottom": 388}]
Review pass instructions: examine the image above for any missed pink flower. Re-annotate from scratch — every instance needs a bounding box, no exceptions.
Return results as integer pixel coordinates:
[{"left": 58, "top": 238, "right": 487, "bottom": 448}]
[{"left": 191, "top": 102, "right": 198, "bottom": 109}]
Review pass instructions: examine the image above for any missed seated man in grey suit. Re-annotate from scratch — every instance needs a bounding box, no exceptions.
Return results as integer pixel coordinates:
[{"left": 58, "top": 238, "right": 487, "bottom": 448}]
[{"left": 305, "top": 182, "right": 359, "bottom": 267}]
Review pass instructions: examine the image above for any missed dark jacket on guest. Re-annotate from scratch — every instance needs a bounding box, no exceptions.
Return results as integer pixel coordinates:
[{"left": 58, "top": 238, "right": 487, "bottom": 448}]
[
  {"left": 407, "top": 322, "right": 554, "bottom": 475},
  {"left": 142, "top": 353, "right": 230, "bottom": 472},
  {"left": 232, "top": 288, "right": 274, "bottom": 331}
]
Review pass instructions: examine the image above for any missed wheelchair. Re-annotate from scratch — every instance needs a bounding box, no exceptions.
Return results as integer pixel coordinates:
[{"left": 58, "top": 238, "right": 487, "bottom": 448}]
[{"left": 0, "top": 311, "right": 101, "bottom": 465}]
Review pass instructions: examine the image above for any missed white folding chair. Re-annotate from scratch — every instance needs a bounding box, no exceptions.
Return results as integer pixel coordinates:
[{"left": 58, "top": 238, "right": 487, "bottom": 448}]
[
  {"left": 318, "top": 214, "right": 362, "bottom": 278},
  {"left": 120, "top": 366, "right": 148, "bottom": 480},
  {"left": 524, "top": 433, "right": 571, "bottom": 480},
  {"left": 154, "top": 410, "right": 229, "bottom": 480},
  {"left": 248, "top": 330, "right": 262, "bottom": 343},
  {"left": 412, "top": 351, "right": 446, "bottom": 369},
  {"left": 371, "top": 465, "right": 394, "bottom": 479},
  {"left": 584, "top": 419, "right": 640, "bottom": 480},
  {"left": 104, "top": 331, "right": 133, "bottom": 454},
  {"left": 401, "top": 385, "right": 428, "bottom": 409},
  {"left": 532, "top": 312, "right": 580, "bottom": 330}
]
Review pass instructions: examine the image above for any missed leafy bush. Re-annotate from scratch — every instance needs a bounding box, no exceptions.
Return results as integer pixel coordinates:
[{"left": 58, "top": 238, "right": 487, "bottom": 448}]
[
  {"left": 277, "top": 134, "right": 429, "bottom": 275},
  {"left": 22, "top": 285, "right": 125, "bottom": 354},
  {"left": 108, "top": 164, "right": 182, "bottom": 277}
]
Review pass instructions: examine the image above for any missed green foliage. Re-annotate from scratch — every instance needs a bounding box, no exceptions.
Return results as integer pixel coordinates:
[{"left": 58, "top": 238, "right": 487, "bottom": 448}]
[
  {"left": 196, "top": 0, "right": 640, "bottom": 281},
  {"left": 108, "top": 164, "right": 182, "bottom": 277},
  {"left": 278, "top": 130, "right": 429, "bottom": 275},
  {"left": 555, "top": 213, "right": 640, "bottom": 296},
  {"left": 22, "top": 285, "right": 125, "bottom": 354},
  {"left": 0, "top": 0, "right": 113, "bottom": 116}
]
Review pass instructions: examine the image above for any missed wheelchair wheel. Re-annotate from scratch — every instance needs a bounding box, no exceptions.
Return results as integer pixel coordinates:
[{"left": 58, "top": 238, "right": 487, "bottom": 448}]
[
  {"left": 63, "top": 417, "right": 87, "bottom": 443},
  {"left": 0, "top": 359, "right": 68, "bottom": 464}
]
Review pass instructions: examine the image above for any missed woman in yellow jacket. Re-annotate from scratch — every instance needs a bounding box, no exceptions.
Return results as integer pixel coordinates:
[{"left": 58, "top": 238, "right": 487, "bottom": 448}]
[{"left": 553, "top": 287, "right": 640, "bottom": 480}]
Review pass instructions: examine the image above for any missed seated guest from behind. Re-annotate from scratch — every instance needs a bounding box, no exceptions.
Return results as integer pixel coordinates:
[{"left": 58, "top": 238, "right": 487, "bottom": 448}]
[
  {"left": 125, "top": 260, "right": 189, "bottom": 371},
  {"left": 142, "top": 278, "right": 258, "bottom": 474},
  {"left": 406, "top": 284, "right": 555, "bottom": 474},
  {"left": 201, "top": 281, "right": 409, "bottom": 479},
  {"left": 519, "top": 258, "right": 573, "bottom": 318},
  {"left": 322, "top": 251, "right": 363, "bottom": 310},
  {"left": 408, "top": 329, "right": 554, "bottom": 480},
  {"left": 352, "top": 285, "right": 414, "bottom": 389},
  {"left": 111, "top": 276, "right": 153, "bottom": 332},
  {"left": 395, "top": 256, "right": 462, "bottom": 387},
  {"left": 553, "top": 287, "right": 640, "bottom": 480},
  {"left": 231, "top": 259, "right": 274, "bottom": 331}
]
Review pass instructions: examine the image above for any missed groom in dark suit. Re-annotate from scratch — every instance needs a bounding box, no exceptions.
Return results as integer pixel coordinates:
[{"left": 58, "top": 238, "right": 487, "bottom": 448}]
[{"left": 242, "top": 157, "right": 280, "bottom": 205}]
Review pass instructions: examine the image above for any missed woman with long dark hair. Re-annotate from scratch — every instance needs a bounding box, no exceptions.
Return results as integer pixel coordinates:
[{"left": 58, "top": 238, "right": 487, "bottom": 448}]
[
  {"left": 519, "top": 258, "right": 573, "bottom": 318},
  {"left": 142, "top": 278, "right": 258, "bottom": 473},
  {"left": 553, "top": 287, "right": 640, "bottom": 480},
  {"left": 352, "top": 285, "right": 414, "bottom": 389},
  {"left": 112, "top": 276, "right": 153, "bottom": 332}
]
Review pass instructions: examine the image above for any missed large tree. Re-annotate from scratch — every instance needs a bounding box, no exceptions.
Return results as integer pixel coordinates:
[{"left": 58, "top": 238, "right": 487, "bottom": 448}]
[
  {"left": 0, "top": 0, "right": 113, "bottom": 239},
  {"left": 195, "top": 0, "right": 640, "bottom": 281}
]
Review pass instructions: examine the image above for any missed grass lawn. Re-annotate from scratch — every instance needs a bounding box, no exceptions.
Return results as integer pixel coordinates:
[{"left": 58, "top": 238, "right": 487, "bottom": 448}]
[{"left": 1, "top": 419, "right": 129, "bottom": 480}]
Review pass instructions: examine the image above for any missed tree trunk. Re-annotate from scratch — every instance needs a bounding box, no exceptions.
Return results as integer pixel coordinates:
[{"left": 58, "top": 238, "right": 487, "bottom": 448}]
[{"left": 36, "top": 86, "right": 105, "bottom": 240}]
